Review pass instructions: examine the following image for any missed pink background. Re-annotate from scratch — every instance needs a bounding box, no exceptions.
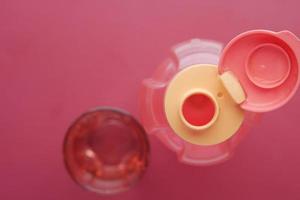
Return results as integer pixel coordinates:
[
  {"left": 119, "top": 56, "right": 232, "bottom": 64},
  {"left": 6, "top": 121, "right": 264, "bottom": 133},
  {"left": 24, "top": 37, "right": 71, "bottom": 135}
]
[{"left": 1, "top": 0, "right": 300, "bottom": 199}]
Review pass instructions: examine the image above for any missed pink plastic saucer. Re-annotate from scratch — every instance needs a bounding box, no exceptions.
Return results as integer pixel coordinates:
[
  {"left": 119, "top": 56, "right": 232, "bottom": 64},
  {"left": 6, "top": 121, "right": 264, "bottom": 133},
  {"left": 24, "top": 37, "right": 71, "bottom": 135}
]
[{"left": 219, "top": 30, "right": 300, "bottom": 112}]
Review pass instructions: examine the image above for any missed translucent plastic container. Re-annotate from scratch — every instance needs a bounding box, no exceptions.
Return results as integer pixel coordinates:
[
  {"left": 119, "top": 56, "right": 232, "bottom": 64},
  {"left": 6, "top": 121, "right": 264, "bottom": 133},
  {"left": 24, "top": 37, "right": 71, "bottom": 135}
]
[
  {"left": 140, "top": 34, "right": 299, "bottom": 165},
  {"left": 140, "top": 30, "right": 300, "bottom": 166},
  {"left": 64, "top": 108, "right": 150, "bottom": 194}
]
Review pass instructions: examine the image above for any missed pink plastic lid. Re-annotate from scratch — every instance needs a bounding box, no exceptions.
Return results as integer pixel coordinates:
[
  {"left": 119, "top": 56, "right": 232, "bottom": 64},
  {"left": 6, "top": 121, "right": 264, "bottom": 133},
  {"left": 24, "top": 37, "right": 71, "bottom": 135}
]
[{"left": 219, "top": 30, "right": 300, "bottom": 112}]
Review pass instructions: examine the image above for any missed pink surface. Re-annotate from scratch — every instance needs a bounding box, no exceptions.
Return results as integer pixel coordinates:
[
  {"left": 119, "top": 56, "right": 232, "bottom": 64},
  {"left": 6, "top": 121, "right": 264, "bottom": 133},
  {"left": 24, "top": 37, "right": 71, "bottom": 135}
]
[{"left": 1, "top": 0, "right": 300, "bottom": 199}]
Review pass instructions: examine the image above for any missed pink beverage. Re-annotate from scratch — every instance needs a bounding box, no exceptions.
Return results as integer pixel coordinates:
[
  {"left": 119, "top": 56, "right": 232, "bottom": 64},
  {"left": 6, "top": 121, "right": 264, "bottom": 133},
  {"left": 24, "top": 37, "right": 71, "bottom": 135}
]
[
  {"left": 140, "top": 30, "right": 300, "bottom": 166},
  {"left": 63, "top": 108, "right": 149, "bottom": 194}
]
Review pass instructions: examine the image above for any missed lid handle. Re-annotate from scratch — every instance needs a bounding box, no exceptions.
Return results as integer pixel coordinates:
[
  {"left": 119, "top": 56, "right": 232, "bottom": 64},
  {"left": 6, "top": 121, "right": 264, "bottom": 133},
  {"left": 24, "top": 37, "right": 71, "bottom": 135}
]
[
  {"left": 277, "top": 31, "right": 300, "bottom": 52},
  {"left": 219, "top": 71, "right": 246, "bottom": 104}
]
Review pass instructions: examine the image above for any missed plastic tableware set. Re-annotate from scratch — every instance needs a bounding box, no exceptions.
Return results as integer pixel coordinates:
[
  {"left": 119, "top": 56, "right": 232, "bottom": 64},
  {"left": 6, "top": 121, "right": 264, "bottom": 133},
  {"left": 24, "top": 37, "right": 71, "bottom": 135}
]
[{"left": 63, "top": 30, "right": 300, "bottom": 194}]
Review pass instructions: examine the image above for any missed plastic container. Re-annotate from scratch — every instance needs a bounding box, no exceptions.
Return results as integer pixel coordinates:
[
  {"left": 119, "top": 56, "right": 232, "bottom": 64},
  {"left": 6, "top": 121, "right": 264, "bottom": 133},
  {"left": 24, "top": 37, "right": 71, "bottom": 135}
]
[
  {"left": 140, "top": 30, "right": 300, "bottom": 166},
  {"left": 64, "top": 108, "right": 150, "bottom": 195}
]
